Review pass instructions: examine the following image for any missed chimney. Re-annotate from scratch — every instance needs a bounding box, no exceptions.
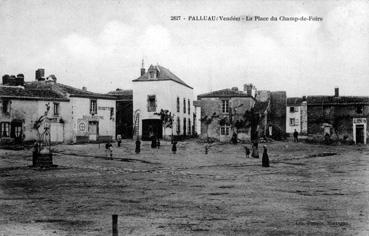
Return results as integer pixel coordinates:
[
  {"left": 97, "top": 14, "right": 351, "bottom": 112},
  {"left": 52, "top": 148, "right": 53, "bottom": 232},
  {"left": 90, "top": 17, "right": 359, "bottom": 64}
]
[
  {"left": 334, "top": 87, "right": 339, "bottom": 97},
  {"left": 231, "top": 87, "right": 238, "bottom": 91},
  {"left": 35, "top": 68, "right": 45, "bottom": 81},
  {"left": 243, "top": 83, "right": 253, "bottom": 96},
  {"left": 2, "top": 74, "right": 10, "bottom": 85},
  {"left": 140, "top": 59, "right": 145, "bottom": 76},
  {"left": 46, "top": 74, "right": 57, "bottom": 83},
  {"left": 82, "top": 86, "right": 87, "bottom": 91},
  {"left": 16, "top": 74, "right": 24, "bottom": 86}
]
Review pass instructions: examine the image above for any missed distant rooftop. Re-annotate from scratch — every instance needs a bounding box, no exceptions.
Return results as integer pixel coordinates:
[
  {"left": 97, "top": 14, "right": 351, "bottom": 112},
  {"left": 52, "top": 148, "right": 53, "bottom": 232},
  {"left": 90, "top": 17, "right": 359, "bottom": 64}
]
[
  {"left": 197, "top": 88, "right": 254, "bottom": 99},
  {"left": 307, "top": 96, "right": 369, "bottom": 105},
  {"left": 132, "top": 64, "right": 193, "bottom": 89}
]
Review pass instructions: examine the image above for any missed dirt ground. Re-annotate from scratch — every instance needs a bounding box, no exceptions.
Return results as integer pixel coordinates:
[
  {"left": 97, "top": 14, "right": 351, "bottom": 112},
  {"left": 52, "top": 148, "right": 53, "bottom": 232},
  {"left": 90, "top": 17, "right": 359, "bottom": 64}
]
[{"left": 0, "top": 140, "right": 368, "bottom": 235}]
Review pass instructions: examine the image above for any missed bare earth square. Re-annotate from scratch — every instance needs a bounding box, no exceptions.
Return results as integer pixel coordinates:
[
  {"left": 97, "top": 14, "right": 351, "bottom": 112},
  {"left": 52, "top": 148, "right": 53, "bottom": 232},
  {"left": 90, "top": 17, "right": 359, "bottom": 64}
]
[{"left": 0, "top": 140, "right": 368, "bottom": 235}]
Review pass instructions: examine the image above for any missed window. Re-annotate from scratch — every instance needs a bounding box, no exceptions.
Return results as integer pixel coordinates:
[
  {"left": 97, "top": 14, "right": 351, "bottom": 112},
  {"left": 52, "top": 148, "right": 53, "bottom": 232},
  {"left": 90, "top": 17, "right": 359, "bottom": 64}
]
[
  {"left": 222, "top": 100, "right": 229, "bottom": 113},
  {"left": 110, "top": 108, "right": 114, "bottom": 119},
  {"left": 289, "top": 107, "right": 295, "bottom": 112},
  {"left": 177, "top": 117, "right": 180, "bottom": 134},
  {"left": 188, "top": 99, "right": 190, "bottom": 114},
  {"left": 220, "top": 125, "right": 230, "bottom": 135},
  {"left": 290, "top": 118, "right": 296, "bottom": 126},
  {"left": 183, "top": 118, "right": 187, "bottom": 135},
  {"left": 2, "top": 100, "right": 10, "bottom": 114},
  {"left": 149, "top": 71, "right": 155, "bottom": 79},
  {"left": 357, "top": 105, "right": 364, "bottom": 114},
  {"left": 188, "top": 118, "right": 191, "bottom": 135},
  {"left": 90, "top": 99, "right": 97, "bottom": 114},
  {"left": 14, "top": 126, "right": 22, "bottom": 138},
  {"left": 11, "top": 122, "right": 22, "bottom": 138},
  {"left": 183, "top": 98, "right": 186, "bottom": 113},
  {"left": 53, "top": 102, "right": 59, "bottom": 116},
  {"left": 0, "top": 122, "right": 10, "bottom": 137},
  {"left": 177, "top": 97, "right": 180, "bottom": 112},
  {"left": 147, "top": 95, "right": 157, "bottom": 112}
]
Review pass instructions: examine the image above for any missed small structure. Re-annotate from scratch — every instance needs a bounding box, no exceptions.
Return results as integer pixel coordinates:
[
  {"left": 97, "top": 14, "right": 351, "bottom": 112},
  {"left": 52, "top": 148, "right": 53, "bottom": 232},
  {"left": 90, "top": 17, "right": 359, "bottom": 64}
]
[
  {"left": 107, "top": 89, "right": 133, "bottom": 139},
  {"left": 286, "top": 97, "right": 307, "bottom": 136},
  {"left": 196, "top": 86, "right": 256, "bottom": 142},
  {"left": 1, "top": 69, "right": 116, "bottom": 145}
]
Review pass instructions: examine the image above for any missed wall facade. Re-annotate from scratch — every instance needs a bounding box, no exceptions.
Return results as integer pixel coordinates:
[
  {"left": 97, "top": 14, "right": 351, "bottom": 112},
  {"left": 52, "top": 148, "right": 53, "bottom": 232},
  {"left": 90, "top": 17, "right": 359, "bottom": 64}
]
[
  {"left": 197, "top": 97, "right": 255, "bottom": 142},
  {"left": 71, "top": 97, "right": 116, "bottom": 143},
  {"left": 0, "top": 99, "right": 70, "bottom": 143},
  {"left": 286, "top": 105, "right": 301, "bottom": 134},
  {"left": 307, "top": 104, "right": 369, "bottom": 143}
]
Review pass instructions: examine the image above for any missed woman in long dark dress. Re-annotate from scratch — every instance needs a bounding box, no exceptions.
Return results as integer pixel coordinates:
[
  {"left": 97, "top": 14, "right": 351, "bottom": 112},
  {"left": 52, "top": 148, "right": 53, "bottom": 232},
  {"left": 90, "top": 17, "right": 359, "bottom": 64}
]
[{"left": 262, "top": 145, "right": 270, "bottom": 167}]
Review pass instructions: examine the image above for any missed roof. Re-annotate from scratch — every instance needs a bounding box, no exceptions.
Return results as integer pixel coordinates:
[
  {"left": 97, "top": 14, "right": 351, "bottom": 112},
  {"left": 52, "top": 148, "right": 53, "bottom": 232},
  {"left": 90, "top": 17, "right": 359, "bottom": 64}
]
[
  {"left": 0, "top": 81, "right": 117, "bottom": 101},
  {"left": 253, "top": 101, "right": 270, "bottom": 114},
  {"left": 287, "top": 97, "right": 304, "bottom": 106},
  {"left": 0, "top": 85, "right": 69, "bottom": 101},
  {"left": 132, "top": 65, "right": 193, "bottom": 89},
  {"left": 107, "top": 89, "right": 133, "bottom": 100},
  {"left": 307, "top": 96, "right": 369, "bottom": 106},
  {"left": 25, "top": 82, "right": 116, "bottom": 100},
  {"left": 197, "top": 88, "right": 254, "bottom": 99}
]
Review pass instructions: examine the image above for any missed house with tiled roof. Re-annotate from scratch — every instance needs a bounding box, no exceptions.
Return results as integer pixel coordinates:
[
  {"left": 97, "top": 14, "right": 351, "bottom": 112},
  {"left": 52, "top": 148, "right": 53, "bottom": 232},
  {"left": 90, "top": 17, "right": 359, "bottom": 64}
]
[
  {"left": 132, "top": 63, "right": 194, "bottom": 140},
  {"left": 286, "top": 97, "right": 307, "bottom": 135},
  {"left": 196, "top": 85, "right": 256, "bottom": 142},
  {"left": 288, "top": 88, "right": 369, "bottom": 144},
  {"left": 0, "top": 69, "right": 116, "bottom": 144}
]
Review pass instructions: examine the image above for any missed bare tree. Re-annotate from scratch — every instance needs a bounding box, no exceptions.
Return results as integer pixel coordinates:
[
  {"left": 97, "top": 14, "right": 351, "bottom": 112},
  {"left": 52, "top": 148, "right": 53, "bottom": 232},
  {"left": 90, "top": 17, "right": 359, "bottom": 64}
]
[{"left": 200, "top": 112, "right": 219, "bottom": 142}]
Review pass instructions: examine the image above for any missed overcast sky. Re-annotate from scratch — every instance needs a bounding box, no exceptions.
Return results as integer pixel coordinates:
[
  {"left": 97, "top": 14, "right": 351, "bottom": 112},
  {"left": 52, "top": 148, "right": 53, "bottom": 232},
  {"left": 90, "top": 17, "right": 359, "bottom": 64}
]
[{"left": 0, "top": 0, "right": 368, "bottom": 97}]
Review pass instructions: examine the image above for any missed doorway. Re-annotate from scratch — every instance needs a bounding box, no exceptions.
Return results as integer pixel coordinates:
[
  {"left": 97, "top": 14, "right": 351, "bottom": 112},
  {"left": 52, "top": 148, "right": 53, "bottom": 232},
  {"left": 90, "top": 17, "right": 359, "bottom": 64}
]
[
  {"left": 88, "top": 121, "right": 99, "bottom": 141},
  {"left": 142, "top": 119, "right": 162, "bottom": 140},
  {"left": 355, "top": 124, "right": 364, "bottom": 144}
]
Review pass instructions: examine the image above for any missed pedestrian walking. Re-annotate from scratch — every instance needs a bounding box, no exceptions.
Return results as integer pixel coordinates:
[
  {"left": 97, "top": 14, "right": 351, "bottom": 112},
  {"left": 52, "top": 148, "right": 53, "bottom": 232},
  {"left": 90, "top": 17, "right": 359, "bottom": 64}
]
[
  {"left": 116, "top": 134, "right": 122, "bottom": 147},
  {"left": 231, "top": 132, "right": 238, "bottom": 144},
  {"left": 262, "top": 145, "right": 270, "bottom": 167},
  {"left": 172, "top": 141, "right": 177, "bottom": 154},
  {"left": 151, "top": 135, "right": 157, "bottom": 148},
  {"left": 135, "top": 138, "right": 141, "bottom": 154},
  {"left": 244, "top": 145, "right": 250, "bottom": 158},
  {"left": 156, "top": 137, "right": 160, "bottom": 149},
  {"left": 205, "top": 143, "right": 209, "bottom": 154},
  {"left": 293, "top": 129, "right": 299, "bottom": 142},
  {"left": 105, "top": 142, "right": 113, "bottom": 159},
  {"left": 251, "top": 142, "right": 259, "bottom": 158}
]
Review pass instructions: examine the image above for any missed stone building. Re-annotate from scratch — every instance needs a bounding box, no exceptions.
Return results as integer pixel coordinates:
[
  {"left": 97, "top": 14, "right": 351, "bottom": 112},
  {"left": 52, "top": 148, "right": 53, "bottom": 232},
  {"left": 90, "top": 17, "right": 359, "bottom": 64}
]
[
  {"left": 108, "top": 89, "right": 133, "bottom": 139},
  {"left": 306, "top": 88, "right": 369, "bottom": 144},
  {"left": 196, "top": 87, "right": 256, "bottom": 142},
  {"left": 0, "top": 69, "right": 116, "bottom": 144},
  {"left": 132, "top": 64, "right": 194, "bottom": 140}
]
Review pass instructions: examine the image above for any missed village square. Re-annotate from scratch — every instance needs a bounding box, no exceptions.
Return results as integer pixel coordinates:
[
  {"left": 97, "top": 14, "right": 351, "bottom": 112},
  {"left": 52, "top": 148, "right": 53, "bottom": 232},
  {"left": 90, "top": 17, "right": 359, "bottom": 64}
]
[
  {"left": 1, "top": 0, "right": 369, "bottom": 235},
  {"left": 0, "top": 63, "right": 368, "bottom": 235}
]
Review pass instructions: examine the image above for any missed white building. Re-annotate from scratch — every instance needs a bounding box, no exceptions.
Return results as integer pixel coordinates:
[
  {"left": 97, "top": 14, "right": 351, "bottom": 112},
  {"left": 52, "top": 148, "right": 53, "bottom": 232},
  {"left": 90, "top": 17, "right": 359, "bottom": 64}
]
[
  {"left": 286, "top": 97, "right": 307, "bottom": 135},
  {"left": 0, "top": 70, "right": 116, "bottom": 144},
  {"left": 132, "top": 64, "right": 194, "bottom": 140}
]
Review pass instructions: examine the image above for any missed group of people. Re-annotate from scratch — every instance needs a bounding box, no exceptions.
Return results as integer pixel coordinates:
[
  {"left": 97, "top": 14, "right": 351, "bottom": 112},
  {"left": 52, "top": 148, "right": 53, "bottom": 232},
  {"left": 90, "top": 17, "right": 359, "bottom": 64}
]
[
  {"left": 108, "top": 133, "right": 270, "bottom": 167},
  {"left": 244, "top": 144, "right": 270, "bottom": 167}
]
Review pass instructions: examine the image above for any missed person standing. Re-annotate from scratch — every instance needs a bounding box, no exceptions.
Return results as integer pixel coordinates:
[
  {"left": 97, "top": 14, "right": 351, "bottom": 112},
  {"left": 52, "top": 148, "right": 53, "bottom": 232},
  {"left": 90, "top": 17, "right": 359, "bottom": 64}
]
[
  {"left": 262, "top": 145, "right": 270, "bottom": 167},
  {"left": 135, "top": 138, "right": 141, "bottom": 154},
  {"left": 244, "top": 146, "right": 250, "bottom": 158},
  {"left": 172, "top": 141, "right": 177, "bottom": 154},
  {"left": 105, "top": 142, "right": 113, "bottom": 159},
  {"left": 116, "top": 134, "right": 122, "bottom": 147},
  {"left": 293, "top": 129, "right": 299, "bottom": 142}
]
